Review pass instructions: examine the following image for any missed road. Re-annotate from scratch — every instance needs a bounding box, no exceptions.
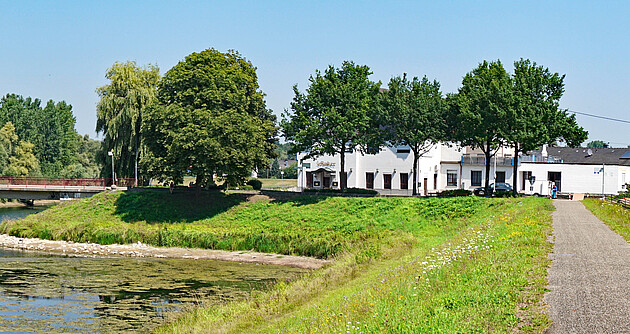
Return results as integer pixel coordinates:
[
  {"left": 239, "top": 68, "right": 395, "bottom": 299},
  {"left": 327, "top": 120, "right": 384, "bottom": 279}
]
[{"left": 545, "top": 200, "right": 630, "bottom": 333}]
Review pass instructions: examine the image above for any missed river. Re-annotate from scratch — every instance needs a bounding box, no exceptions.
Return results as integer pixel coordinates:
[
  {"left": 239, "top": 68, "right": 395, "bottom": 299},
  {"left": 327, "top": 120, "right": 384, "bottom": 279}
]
[{"left": 0, "top": 205, "right": 306, "bottom": 333}]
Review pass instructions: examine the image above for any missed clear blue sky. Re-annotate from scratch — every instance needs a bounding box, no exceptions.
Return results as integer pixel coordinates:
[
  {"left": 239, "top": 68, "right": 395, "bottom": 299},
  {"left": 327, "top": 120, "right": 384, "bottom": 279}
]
[{"left": 1, "top": 1, "right": 628, "bottom": 146}]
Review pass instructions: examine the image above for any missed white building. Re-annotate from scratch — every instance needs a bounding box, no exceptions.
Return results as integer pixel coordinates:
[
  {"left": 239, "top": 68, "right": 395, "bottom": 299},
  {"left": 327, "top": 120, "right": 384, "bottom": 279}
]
[
  {"left": 297, "top": 143, "right": 516, "bottom": 195},
  {"left": 297, "top": 144, "right": 630, "bottom": 197}
]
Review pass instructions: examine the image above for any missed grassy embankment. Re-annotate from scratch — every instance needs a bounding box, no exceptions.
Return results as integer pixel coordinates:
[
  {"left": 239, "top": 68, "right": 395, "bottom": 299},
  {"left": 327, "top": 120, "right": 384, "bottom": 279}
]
[
  {"left": 0, "top": 190, "right": 554, "bottom": 333},
  {"left": 582, "top": 198, "right": 630, "bottom": 241}
]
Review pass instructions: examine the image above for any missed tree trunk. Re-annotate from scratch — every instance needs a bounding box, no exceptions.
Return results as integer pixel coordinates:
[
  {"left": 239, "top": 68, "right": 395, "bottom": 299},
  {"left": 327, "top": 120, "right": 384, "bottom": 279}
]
[
  {"left": 340, "top": 148, "right": 346, "bottom": 190},
  {"left": 195, "top": 173, "right": 204, "bottom": 196},
  {"left": 412, "top": 149, "right": 419, "bottom": 196},
  {"left": 484, "top": 141, "right": 492, "bottom": 197},
  {"left": 512, "top": 143, "right": 519, "bottom": 197}
]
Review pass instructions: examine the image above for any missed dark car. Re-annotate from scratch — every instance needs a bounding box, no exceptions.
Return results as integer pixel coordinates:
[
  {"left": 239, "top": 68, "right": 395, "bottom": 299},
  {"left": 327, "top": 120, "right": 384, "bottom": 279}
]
[{"left": 474, "top": 183, "right": 513, "bottom": 196}]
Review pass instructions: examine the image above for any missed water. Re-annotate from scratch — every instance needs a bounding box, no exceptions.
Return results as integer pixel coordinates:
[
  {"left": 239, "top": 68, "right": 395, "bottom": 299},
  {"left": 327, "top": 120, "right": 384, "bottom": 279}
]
[{"left": 0, "top": 206, "right": 306, "bottom": 333}]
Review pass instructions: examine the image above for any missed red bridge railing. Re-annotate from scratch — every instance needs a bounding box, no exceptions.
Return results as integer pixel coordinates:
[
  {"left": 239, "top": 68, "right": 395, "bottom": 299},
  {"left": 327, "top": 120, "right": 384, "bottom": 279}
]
[{"left": 0, "top": 177, "right": 136, "bottom": 188}]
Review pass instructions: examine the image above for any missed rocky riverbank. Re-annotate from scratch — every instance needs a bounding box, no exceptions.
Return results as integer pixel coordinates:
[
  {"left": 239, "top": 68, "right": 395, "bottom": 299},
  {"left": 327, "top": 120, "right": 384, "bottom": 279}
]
[{"left": 0, "top": 234, "right": 328, "bottom": 269}]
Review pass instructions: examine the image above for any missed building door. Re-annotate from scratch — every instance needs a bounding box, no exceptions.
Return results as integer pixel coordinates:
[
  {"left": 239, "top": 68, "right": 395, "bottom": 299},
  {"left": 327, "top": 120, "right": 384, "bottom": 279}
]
[
  {"left": 496, "top": 171, "right": 506, "bottom": 183},
  {"left": 522, "top": 171, "right": 532, "bottom": 190},
  {"left": 384, "top": 174, "right": 392, "bottom": 189},
  {"left": 306, "top": 172, "right": 313, "bottom": 188},
  {"left": 323, "top": 175, "right": 331, "bottom": 188},
  {"left": 548, "top": 172, "right": 561, "bottom": 192},
  {"left": 400, "top": 173, "right": 408, "bottom": 190},
  {"left": 366, "top": 172, "right": 374, "bottom": 189},
  {"left": 423, "top": 178, "right": 428, "bottom": 196},
  {"left": 433, "top": 173, "right": 438, "bottom": 190}
]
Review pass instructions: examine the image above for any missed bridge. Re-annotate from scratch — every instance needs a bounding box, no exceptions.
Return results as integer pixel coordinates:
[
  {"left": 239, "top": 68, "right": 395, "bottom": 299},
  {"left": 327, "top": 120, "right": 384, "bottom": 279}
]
[{"left": 0, "top": 177, "right": 135, "bottom": 202}]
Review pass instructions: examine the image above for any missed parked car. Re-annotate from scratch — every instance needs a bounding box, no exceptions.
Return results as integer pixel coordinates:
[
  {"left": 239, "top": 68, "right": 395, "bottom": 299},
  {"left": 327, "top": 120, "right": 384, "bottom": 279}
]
[{"left": 474, "top": 183, "right": 513, "bottom": 196}]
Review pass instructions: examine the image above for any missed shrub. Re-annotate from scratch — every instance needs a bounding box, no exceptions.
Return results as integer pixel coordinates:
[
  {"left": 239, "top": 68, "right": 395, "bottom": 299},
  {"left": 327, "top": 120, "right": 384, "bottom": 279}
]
[
  {"left": 437, "top": 189, "right": 472, "bottom": 197},
  {"left": 303, "top": 188, "right": 378, "bottom": 195},
  {"left": 493, "top": 190, "right": 515, "bottom": 198},
  {"left": 247, "top": 179, "right": 263, "bottom": 190}
]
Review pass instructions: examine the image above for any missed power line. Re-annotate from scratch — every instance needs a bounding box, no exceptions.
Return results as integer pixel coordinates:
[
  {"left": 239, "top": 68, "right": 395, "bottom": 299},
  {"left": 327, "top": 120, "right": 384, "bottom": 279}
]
[{"left": 567, "top": 109, "right": 630, "bottom": 125}]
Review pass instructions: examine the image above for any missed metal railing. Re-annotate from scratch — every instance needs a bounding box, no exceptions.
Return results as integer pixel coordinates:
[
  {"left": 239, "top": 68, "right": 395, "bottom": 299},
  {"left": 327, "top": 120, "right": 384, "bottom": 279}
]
[
  {"left": 0, "top": 177, "right": 136, "bottom": 188},
  {"left": 460, "top": 155, "right": 516, "bottom": 166}
]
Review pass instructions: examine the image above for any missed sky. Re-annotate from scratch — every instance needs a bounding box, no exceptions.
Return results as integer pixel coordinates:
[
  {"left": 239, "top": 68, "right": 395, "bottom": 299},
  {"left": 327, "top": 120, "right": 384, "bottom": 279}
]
[{"left": 0, "top": 1, "right": 628, "bottom": 146}]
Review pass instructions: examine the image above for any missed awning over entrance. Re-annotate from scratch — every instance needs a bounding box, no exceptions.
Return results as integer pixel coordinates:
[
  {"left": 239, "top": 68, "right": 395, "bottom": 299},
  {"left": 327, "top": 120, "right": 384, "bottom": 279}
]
[{"left": 311, "top": 167, "right": 335, "bottom": 173}]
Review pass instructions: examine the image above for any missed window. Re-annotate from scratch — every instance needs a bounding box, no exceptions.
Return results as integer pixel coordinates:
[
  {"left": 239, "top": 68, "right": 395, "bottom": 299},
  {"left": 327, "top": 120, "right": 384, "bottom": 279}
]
[
  {"left": 366, "top": 172, "right": 374, "bottom": 189},
  {"left": 397, "top": 148, "right": 411, "bottom": 154},
  {"left": 447, "top": 170, "right": 457, "bottom": 186},
  {"left": 522, "top": 171, "right": 532, "bottom": 190},
  {"left": 471, "top": 171, "right": 482, "bottom": 187},
  {"left": 496, "top": 171, "right": 506, "bottom": 183}
]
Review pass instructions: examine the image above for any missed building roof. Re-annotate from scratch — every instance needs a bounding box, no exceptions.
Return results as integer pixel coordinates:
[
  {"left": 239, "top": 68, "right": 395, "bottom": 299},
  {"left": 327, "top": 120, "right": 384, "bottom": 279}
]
[{"left": 523, "top": 147, "right": 630, "bottom": 166}]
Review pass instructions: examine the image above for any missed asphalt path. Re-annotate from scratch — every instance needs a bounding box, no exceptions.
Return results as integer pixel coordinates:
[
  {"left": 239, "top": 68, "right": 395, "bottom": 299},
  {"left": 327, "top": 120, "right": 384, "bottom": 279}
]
[{"left": 545, "top": 200, "right": 630, "bottom": 333}]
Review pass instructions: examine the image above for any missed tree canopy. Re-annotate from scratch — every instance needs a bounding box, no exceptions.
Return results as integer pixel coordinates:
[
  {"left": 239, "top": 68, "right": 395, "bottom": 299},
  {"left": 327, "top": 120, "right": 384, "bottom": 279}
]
[
  {"left": 586, "top": 140, "right": 608, "bottom": 148},
  {"left": 380, "top": 74, "right": 447, "bottom": 195},
  {"left": 0, "top": 94, "right": 77, "bottom": 176},
  {"left": 506, "top": 58, "right": 587, "bottom": 194},
  {"left": 282, "top": 61, "right": 381, "bottom": 189},
  {"left": 142, "top": 48, "right": 277, "bottom": 187},
  {"left": 449, "top": 60, "right": 512, "bottom": 194},
  {"left": 96, "top": 61, "right": 160, "bottom": 182}
]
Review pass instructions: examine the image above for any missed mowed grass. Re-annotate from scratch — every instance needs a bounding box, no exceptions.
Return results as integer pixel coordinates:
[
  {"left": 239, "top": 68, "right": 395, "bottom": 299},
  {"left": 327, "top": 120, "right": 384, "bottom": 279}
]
[
  {"left": 158, "top": 197, "right": 553, "bottom": 333},
  {"left": 582, "top": 198, "right": 630, "bottom": 242},
  {"left": 257, "top": 178, "right": 297, "bottom": 189},
  {"left": 0, "top": 190, "right": 483, "bottom": 259}
]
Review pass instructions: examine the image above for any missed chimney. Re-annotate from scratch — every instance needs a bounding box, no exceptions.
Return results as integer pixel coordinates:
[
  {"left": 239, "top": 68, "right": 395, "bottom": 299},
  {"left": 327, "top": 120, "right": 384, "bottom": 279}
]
[{"left": 542, "top": 144, "right": 548, "bottom": 157}]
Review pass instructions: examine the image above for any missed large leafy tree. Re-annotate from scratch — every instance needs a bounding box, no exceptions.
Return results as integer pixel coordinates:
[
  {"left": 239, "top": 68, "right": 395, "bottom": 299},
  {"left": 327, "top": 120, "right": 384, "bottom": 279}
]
[
  {"left": 449, "top": 60, "right": 512, "bottom": 195},
  {"left": 380, "top": 74, "right": 447, "bottom": 195},
  {"left": 0, "top": 94, "right": 77, "bottom": 176},
  {"left": 0, "top": 122, "right": 39, "bottom": 176},
  {"left": 282, "top": 61, "right": 381, "bottom": 189},
  {"left": 507, "top": 59, "right": 587, "bottom": 195},
  {"left": 142, "top": 48, "right": 277, "bottom": 188},
  {"left": 96, "top": 61, "right": 160, "bottom": 182}
]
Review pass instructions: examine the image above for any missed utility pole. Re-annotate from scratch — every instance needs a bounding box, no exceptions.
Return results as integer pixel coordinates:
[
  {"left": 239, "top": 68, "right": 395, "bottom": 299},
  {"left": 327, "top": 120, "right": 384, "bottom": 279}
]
[{"left": 108, "top": 150, "right": 115, "bottom": 187}]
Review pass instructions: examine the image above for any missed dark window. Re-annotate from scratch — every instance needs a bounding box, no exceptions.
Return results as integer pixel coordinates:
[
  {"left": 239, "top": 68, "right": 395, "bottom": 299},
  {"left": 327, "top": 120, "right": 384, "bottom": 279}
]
[
  {"left": 400, "top": 173, "right": 408, "bottom": 190},
  {"left": 447, "top": 170, "right": 457, "bottom": 186},
  {"left": 384, "top": 174, "right": 392, "bottom": 189},
  {"left": 496, "top": 171, "right": 506, "bottom": 183},
  {"left": 306, "top": 172, "right": 313, "bottom": 188},
  {"left": 366, "top": 172, "right": 374, "bottom": 189},
  {"left": 397, "top": 148, "right": 411, "bottom": 154},
  {"left": 471, "top": 170, "right": 482, "bottom": 186},
  {"left": 548, "top": 171, "right": 561, "bottom": 192}
]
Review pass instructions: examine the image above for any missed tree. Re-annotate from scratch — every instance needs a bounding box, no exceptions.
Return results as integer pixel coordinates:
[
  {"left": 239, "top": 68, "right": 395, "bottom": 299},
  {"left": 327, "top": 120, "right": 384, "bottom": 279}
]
[
  {"left": 282, "top": 61, "right": 382, "bottom": 189},
  {"left": 0, "top": 94, "right": 79, "bottom": 176},
  {"left": 142, "top": 48, "right": 277, "bottom": 188},
  {"left": 36, "top": 100, "right": 78, "bottom": 175},
  {"left": 380, "top": 74, "right": 447, "bottom": 195},
  {"left": 96, "top": 61, "right": 160, "bottom": 183},
  {"left": 506, "top": 59, "right": 588, "bottom": 195},
  {"left": 0, "top": 122, "right": 39, "bottom": 176},
  {"left": 449, "top": 60, "right": 512, "bottom": 196},
  {"left": 587, "top": 140, "right": 608, "bottom": 148},
  {"left": 60, "top": 134, "right": 102, "bottom": 178}
]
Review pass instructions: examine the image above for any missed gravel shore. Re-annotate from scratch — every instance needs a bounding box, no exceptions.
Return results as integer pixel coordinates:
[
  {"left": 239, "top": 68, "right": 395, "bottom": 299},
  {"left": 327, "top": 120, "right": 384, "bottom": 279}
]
[{"left": 0, "top": 233, "right": 328, "bottom": 269}]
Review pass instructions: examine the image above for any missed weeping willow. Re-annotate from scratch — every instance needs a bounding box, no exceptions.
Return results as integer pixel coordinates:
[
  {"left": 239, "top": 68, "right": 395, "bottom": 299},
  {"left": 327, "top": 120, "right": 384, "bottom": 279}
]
[{"left": 96, "top": 61, "right": 159, "bottom": 181}]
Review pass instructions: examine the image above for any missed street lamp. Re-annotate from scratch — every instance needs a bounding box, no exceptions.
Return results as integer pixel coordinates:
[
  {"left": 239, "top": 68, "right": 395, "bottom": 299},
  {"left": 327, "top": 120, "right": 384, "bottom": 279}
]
[{"left": 108, "top": 150, "right": 115, "bottom": 187}]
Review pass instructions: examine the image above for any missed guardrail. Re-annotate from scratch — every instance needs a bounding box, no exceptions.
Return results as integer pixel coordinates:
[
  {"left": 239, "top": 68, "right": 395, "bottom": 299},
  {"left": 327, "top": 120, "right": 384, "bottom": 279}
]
[{"left": 0, "top": 177, "right": 136, "bottom": 188}]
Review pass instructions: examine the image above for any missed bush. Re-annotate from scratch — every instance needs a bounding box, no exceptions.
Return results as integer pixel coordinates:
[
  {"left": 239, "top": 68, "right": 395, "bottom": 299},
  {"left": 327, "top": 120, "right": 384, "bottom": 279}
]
[
  {"left": 437, "top": 189, "right": 472, "bottom": 197},
  {"left": 303, "top": 188, "right": 378, "bottom": 195},
  {"left": 493, "top": 190, "right": 516, "bottom": 198},
  {"left": 247, "top": 179, "right": 263, "bottom": 190}
]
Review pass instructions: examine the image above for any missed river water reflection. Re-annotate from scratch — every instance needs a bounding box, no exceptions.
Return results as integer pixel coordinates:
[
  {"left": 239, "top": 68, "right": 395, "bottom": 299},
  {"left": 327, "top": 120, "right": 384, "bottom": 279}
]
[{"left": 0, "top": 206, "right": 306, "bottom": 333}]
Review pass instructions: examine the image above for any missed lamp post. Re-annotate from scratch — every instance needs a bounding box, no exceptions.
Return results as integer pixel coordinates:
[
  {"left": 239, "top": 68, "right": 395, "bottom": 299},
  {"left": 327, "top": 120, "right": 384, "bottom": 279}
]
[{"left": 108, "top": 150, "right": 115, "bottom": 187}]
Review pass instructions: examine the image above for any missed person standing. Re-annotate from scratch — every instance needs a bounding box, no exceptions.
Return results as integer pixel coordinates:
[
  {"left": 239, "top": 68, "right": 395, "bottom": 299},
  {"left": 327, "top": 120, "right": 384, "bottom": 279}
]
[{"left": 552, "top": 183, "right": 558, "bottom": 199}]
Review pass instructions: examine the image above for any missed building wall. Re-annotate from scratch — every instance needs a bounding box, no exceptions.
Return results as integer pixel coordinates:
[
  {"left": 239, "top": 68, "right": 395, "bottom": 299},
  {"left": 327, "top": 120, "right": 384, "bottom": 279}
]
[{"left": 519, "top": 163, "right": 621, "bottom": 195}]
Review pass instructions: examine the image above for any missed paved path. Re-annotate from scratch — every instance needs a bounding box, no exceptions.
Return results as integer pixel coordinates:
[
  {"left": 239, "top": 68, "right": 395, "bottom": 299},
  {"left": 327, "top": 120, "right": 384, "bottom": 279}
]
[{"left": 545, "top": 200, "right": 630, "bottom": 333}]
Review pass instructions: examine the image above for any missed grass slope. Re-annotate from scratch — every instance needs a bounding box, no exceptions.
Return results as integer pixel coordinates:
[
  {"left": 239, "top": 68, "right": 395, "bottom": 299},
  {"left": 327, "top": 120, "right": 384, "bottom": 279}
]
[
  {"left": 157, "top": 197, "right": 553, "bottom": 333},
  {"left": 0, "top": 190, "right": 483, "bottom": 259},
  {"left": 582, "top": 198, "right": 630, "bottom": 242},
  {"left": 0, "top": 191, "right": 554, "bottom": 332}
]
